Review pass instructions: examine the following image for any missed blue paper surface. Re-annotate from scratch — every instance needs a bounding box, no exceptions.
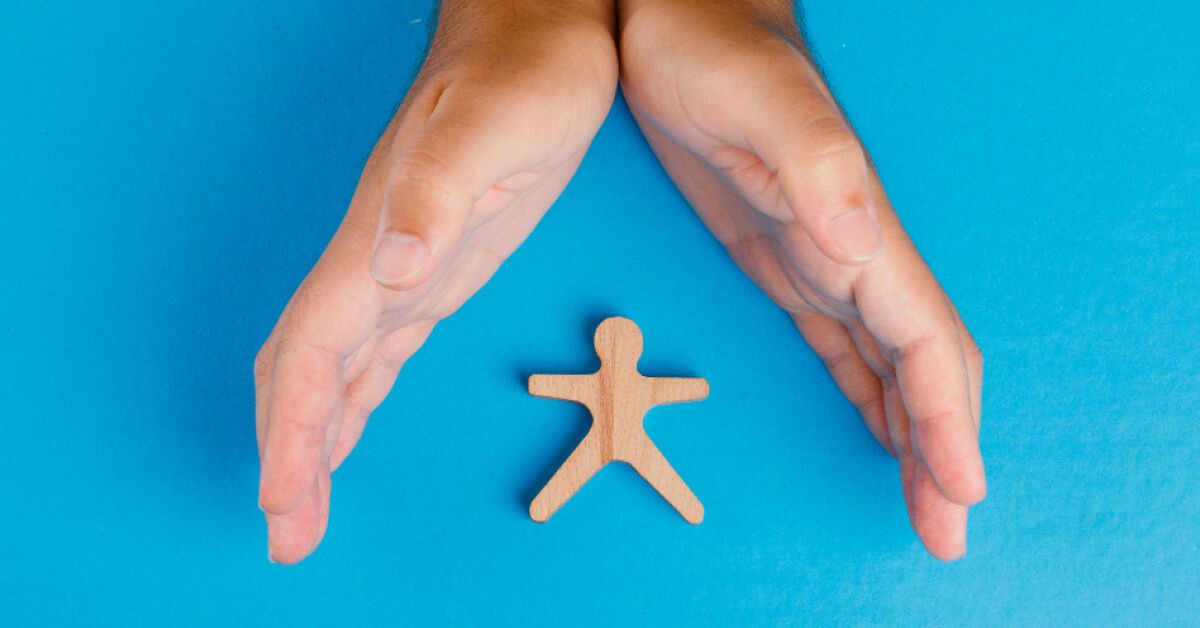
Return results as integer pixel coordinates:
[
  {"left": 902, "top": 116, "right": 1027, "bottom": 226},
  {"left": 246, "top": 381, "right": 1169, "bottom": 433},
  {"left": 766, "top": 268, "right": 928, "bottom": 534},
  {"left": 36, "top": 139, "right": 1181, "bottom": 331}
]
[{"left": 1, "top": 1, "right": 1197, "bottom": 624}]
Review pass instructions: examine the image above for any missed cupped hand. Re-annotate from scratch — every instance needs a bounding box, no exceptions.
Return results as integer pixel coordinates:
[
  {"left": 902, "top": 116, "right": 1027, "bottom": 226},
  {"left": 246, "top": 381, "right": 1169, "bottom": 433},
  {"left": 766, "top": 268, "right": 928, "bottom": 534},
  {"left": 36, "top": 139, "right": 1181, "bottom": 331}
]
[
  {"left": 618, "top": 0, "right": 985, "bottom": 559},
  {"left": 255, "top": 1, "right": 618, "bottom": 564}
]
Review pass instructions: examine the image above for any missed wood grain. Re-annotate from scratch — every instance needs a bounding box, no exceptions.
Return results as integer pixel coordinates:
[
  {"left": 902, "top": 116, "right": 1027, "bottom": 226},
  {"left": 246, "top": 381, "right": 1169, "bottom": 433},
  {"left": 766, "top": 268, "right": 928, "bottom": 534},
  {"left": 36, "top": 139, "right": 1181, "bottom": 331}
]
[{"left": 528, "top": 317, "right": 708, "bottom": 524}]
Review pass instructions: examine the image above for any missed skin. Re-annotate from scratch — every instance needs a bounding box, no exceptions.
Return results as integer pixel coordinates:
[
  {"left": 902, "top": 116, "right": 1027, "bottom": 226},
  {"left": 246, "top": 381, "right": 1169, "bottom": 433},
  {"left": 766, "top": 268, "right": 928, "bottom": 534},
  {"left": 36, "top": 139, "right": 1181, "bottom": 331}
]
[
  {"left": 617, "top": 0, "right": 985, "bottom": 560},
  {"left": 256, "top": 0, "right": 985, "bottom": 564}
]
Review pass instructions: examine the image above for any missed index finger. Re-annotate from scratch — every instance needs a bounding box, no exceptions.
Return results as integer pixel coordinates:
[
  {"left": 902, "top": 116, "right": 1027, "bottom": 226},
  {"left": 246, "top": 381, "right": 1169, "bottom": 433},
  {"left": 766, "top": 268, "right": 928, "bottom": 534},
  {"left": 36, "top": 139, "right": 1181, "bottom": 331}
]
[
  {"left": 258, "top": 339, "right": 344, "bottom": 514},
  {"left": 854, "top": 210, "right": 987, "bottom": 506}
]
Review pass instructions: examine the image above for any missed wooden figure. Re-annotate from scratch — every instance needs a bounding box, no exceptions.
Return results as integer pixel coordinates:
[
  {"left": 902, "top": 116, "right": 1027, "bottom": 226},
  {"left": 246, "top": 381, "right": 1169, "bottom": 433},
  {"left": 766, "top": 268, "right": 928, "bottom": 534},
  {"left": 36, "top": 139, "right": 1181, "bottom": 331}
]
[{"left": 528, "top": 317, "right": 709, "bottom": 524}]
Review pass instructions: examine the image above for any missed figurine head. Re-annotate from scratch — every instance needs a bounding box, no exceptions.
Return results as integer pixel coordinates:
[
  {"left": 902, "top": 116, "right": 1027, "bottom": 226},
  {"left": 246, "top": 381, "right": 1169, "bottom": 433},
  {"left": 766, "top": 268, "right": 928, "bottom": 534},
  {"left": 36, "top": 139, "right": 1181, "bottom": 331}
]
[{"left": 593, "top": 316, "right": 642, "bottom": 368}]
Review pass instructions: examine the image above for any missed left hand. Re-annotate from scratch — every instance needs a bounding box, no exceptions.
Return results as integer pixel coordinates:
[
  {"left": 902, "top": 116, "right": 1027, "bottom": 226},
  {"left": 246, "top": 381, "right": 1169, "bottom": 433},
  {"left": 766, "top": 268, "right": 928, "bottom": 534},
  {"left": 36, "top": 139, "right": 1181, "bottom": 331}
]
[
  {"left": 617, "top": 0, "right": 985, "bottom": 559},
  {"left": 255, "top": 0, "right": 619, "bottom": 564}
]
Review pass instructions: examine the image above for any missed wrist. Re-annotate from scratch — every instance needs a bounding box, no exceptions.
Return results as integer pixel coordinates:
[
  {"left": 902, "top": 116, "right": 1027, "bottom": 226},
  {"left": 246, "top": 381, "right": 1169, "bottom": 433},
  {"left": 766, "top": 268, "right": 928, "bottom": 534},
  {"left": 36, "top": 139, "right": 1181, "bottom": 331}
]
[
  {"left": 436, "top": 0, "right": 615, "bottom": 43},
  {"left": 621, "top": 0, "right": 796, "bottom": 33}
]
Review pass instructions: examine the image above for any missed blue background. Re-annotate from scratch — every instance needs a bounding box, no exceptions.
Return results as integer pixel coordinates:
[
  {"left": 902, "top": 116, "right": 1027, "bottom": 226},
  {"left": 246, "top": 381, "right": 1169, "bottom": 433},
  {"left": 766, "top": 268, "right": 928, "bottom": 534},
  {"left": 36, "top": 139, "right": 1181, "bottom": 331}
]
[{"left": 2, "top": 1, "right": 1197, "bottom": 625}]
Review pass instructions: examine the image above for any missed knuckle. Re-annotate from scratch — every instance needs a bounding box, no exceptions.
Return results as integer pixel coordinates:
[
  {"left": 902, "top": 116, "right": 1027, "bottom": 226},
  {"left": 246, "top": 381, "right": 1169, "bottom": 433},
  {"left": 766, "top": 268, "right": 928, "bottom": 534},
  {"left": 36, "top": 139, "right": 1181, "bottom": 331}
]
[
  {"left": 917, "top": 408, "right": 959, "bottom": 428},
  {"left": 802, "top": 118, "right": 865, "bottom": 169},
  {"left": 772, "top": 293, "right": 810, "bottom": 314},
  {"left": 389, "top": 149, "right": 474, "bottom": 210},
  {"left": 274, "top": 417, "right": 327, "bottom": 442},
  {"left": 821, "top": 348, "right": 857, "bottom": 373},
  {"left": 370, "top": 347, "right": 404, "bottom": 382},
  {"left": 292, "top": 353, "right": 339, "bottom": 394},
  {"left": 394, "top": 148, "right": 458, "bottom": 191},
  {"left": 965, "top": 340, "right": 984, "bottom": 372},
  {"left": 253, "top": 344, "right": 274, "bottom": 385},
  {"left": 856, "top": 395, "right": 887, "bottom": 426},
  {"left": 289, "top": 283, "right": 320, "bottom": 321},
  {"left": 890, "top": 428, "right": 912, "bottom": 457}
]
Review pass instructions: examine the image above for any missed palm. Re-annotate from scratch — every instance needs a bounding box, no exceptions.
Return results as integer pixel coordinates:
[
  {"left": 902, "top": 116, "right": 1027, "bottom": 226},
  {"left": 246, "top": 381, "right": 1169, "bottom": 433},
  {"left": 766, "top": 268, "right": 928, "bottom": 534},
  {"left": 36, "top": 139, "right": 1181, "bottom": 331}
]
[{"left": 271, "top": 135, "right": 584, "bottom": 468}]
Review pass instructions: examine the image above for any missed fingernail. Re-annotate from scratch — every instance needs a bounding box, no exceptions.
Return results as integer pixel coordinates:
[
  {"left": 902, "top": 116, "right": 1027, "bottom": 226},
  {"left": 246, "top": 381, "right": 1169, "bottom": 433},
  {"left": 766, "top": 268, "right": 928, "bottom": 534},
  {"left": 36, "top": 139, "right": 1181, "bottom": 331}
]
[
  {"left": 827, "top": 209, "right": 882, "bottom": 261},
  {"left": 370, "top": 231, "right": 429, "bottom": 285}
]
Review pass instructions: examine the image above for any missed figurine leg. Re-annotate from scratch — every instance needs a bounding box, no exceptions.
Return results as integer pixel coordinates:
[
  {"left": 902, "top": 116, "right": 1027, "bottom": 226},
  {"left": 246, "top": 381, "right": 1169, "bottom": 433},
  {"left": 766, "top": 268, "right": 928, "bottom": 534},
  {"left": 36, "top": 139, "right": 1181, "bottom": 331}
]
[
  {"left": 529, "top": 431, "right": 604, "bottom": 522},
  {"left": 629, "top": 435, "right": 704, "bottom": 524}
]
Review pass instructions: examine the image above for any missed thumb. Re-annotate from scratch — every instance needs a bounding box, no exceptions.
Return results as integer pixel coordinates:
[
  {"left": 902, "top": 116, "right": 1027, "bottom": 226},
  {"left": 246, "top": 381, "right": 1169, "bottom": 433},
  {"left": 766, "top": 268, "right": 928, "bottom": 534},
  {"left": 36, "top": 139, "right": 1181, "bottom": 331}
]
[
  {"left": 737, "top": 78, "right": 884, "bottom": 265},
  {"left": 369, "top": 163, "right": 474, "bottom": 290},
  {"left": 368, "top": 91, "right": 541, "bottom": 290}
]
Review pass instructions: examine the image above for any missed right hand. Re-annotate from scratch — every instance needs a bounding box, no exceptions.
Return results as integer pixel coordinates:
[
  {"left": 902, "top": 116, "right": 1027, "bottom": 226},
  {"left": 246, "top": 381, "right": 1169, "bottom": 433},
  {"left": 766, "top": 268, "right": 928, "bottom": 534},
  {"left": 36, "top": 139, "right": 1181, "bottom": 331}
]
[
  {"left": 617, "top": 0, "right": 984, "bottom": 559},
  {"left": 254, "top": 0, "right": 618, "bottom": 564}
]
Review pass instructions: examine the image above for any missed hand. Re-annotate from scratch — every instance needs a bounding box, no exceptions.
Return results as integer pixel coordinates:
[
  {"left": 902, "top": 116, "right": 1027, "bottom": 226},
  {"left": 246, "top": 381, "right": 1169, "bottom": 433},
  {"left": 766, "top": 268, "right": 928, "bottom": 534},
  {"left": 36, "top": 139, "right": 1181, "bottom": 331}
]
[
  {"left": 618, "top": 0, "right": 985, "bottom": 559},
  {"left": 255, "top": 0, "right": 618, "bottom": 564}
]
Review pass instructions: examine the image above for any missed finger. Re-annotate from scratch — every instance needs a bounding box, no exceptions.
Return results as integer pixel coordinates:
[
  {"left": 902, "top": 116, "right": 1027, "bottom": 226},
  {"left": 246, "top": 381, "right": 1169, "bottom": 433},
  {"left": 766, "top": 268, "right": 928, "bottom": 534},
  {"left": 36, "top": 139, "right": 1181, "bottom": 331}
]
[
  {"left": 945, "top": 294, "right": 983, "bottom": 430},
  {"left": 266, "top": 465, "right": 332, "bottom": 565},
  {"left": 369, "top": 84, "right": 575, "bottom": 290},
  {"left": 888, "top": 334, "right": 970, "bottom": 561},
  {"left": 842, "top": 320, "right": 889, "bottom": 377},
  {"left": 254, "top": 336, "right": 276, "bottom": 458},
  {"left": 727, "top": 67, "right": 882, "bottom": 265},
  {"left": 854, "top": 247, "right": 986, "bottom": 506},
  {"left": 898, "top": 327, "right": 984, "bottom": 506},
  {"left": 790, "top": 311, "right": 890, "bottom": 454},
  {"left": 899, "top": 450, "right": 917, "bottom": 514},
  {"left": 882, "top": 377, "right": 911, "bottom": 459},
  {"left": 258, "top": 341, "right": 343, "bottom": 514},
  {"left": 908, "top": 459, "right": 969, "bottom": 560},
  {"left": 330, "top": 321, "right": 435, "bottom": 471}
]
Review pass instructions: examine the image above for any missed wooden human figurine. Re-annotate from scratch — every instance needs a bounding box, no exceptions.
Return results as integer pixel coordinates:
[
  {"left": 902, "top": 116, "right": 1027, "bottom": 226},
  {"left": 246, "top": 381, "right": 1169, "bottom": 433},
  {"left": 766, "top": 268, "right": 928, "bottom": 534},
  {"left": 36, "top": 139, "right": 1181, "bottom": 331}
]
[{"left": 528, "top": 317, "right": 709, "bottom": 524}]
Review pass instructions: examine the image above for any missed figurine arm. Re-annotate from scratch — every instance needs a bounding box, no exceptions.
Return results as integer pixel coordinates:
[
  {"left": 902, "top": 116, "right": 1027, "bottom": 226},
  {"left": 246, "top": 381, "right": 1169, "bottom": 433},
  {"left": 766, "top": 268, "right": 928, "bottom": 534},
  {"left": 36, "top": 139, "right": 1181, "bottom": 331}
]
[
  {"left": 528, "top": 374, "right": 596, "bottom": 405},
  {"left": 649, "top": 377, "right": 709, "bottom": 405}
]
